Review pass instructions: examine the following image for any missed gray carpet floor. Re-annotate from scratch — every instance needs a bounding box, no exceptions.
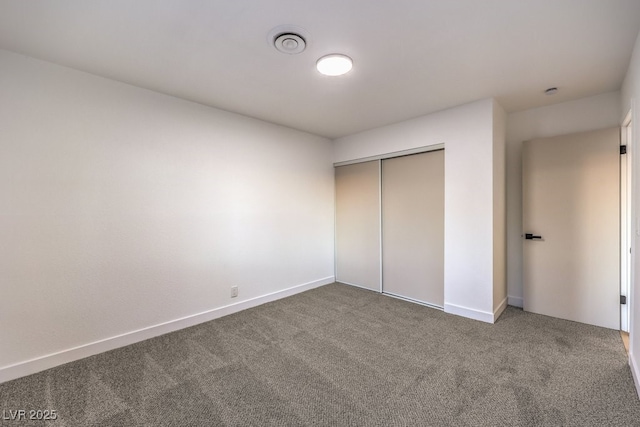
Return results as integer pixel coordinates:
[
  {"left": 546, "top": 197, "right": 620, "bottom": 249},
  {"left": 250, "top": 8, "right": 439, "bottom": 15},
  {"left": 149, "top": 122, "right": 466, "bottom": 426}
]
[{"left": 1, "top": 282, "right": 639, "bottom": 426}]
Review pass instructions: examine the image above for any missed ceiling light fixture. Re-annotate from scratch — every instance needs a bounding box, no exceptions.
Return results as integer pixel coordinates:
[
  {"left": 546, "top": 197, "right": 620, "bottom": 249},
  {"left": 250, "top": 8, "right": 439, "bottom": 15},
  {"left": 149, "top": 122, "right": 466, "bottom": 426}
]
[
  {"left": 545, "top": 87, "right": 558, "bottom": 95},
  {"left": 316, "top": 54, "right": 353, "bottom": 76}
]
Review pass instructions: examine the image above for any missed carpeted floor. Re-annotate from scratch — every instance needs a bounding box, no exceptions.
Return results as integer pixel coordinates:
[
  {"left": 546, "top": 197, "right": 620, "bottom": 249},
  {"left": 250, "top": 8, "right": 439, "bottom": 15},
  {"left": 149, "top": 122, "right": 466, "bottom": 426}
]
[{"left": 1, "top": 282, "right": 639, "bottom": 426}]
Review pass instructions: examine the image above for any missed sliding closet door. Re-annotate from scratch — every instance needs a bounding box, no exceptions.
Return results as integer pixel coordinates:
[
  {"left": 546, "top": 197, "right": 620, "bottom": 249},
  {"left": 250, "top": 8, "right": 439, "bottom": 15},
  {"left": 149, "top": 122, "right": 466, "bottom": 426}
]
[
  {"left": 335, "top": 161, "right": 380, "bottom": 290},
  {"left": 382, "top": 150, "right": 444, "bottom": 306}
]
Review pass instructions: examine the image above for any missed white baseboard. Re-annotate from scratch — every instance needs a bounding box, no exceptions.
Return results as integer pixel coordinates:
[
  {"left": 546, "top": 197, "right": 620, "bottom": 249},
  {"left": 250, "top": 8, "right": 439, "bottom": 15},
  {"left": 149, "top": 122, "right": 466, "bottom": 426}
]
[
  {"left": 444, "top": 302, "right": 494, "bottom": 324},
  {"left": 507, "top": 295, "right": 524, "bottom": 308},
  {"left": 0, "top": 276, "right": 334, "bottom": 384},
  {"left": 630, "top": 351, "right": 640, "bottom": 399},
  {"left": 444, "top": 298, "right": 507, "bottom": 324},
  {"left": 494, "top": 297, "right": 508, "bottom": 321}
]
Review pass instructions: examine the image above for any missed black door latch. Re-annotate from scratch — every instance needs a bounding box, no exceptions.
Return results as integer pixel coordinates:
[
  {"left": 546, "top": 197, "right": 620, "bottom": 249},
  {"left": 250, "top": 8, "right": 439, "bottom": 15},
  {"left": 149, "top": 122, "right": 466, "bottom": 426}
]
[{"left": 525, "top": 233, "right": 542, "bottom": 240}]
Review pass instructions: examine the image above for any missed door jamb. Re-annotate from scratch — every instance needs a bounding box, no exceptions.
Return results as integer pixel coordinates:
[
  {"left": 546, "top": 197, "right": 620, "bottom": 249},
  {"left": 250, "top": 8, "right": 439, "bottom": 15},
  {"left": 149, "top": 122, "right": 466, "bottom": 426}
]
[{"left": 622, "top": 110, "right": 633, "bottom": 332}]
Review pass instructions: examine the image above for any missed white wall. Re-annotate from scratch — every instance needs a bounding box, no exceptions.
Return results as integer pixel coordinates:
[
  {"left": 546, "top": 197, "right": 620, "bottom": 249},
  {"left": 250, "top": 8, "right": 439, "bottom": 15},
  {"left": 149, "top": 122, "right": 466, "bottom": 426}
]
[
  {"left": 334, "top": 99, "right": 505, "bottom": 322},
  {"left": 621, "top": 29, "right": 640, "bottom": 397},
  {"left": 505, "top": 91, "right": 622, "bottom": 307},
  {"left": 0, "top": 50, "right": 335, "bottom": 382}
]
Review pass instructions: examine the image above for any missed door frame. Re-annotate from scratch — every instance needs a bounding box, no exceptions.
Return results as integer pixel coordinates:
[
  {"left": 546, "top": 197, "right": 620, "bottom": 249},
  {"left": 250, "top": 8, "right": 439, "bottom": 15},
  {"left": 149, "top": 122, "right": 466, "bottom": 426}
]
[{"left": 622, "top": 110, "right": 634, "bottom": 332}]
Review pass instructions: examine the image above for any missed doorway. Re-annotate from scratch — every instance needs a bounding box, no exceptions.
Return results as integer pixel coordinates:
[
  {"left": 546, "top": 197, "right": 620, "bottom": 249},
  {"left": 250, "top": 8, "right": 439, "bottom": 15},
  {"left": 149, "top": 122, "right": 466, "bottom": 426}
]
[{"left": 522, "top": 127, "right": 620, "bottom": 329}]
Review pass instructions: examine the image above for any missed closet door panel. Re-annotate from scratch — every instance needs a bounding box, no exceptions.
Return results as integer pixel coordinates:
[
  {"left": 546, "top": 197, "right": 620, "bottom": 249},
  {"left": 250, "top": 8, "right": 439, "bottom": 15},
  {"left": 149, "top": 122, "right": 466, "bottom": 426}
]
[
  {"left": 335, "top": 161, "right": 380, "bottom": 290},
  {"left": 382, "top": 150, "right": 444, "bottom": 306}
]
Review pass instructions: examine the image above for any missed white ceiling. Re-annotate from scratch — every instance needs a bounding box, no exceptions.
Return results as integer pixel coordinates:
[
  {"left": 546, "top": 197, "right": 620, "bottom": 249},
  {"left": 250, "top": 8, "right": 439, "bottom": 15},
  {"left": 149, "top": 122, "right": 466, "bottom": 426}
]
[{"left": 1, "top": 1, "right": 639, "bottom": 139}]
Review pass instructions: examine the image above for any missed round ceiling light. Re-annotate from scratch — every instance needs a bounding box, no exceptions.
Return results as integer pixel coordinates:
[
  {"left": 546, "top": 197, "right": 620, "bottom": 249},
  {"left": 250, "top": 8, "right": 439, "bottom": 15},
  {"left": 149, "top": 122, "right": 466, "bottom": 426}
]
[
  {"left": 316, "top": 54, "right": 353, "bottom": 76},
  {"left": 545, "top": 87, "right": 558, "bottom": 95}
]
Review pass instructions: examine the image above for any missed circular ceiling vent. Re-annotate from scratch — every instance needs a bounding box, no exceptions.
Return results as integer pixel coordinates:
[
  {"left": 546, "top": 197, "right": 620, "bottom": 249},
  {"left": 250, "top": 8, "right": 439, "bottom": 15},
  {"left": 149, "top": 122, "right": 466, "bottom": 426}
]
[
  {"left": 267, "top": 25, "right": 309, "bottom": 55},
  {"left": 274, "top": 33, "right": 306, "bottom": 54}
]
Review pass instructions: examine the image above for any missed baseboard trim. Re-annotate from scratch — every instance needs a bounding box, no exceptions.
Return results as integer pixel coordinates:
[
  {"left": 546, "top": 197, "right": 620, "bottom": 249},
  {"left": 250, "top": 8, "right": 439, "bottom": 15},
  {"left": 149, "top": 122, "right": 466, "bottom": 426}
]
[
  {"left": 494, "top": 297, "right": 508, "bottom": 321},
  {"left": 507, "top": 295, "right": 524, "bottom": 308},
  {"left": 630, "top": 351, "right": 640, "bottom": 399},
  {"left": 0, "top": 276, "right": 334, "bottom": 384},
  {"left": 444, "top": 302, "right": 495, "bottom": 324}
]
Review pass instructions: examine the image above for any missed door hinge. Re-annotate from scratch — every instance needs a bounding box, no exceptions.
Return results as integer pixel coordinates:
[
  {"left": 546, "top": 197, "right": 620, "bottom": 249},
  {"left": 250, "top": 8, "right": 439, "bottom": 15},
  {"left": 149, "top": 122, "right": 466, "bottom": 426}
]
[
  {"left": 621, "top": 295, "right": 627, "bottom": 305},
  {"left": 621, "top": 145, "right": 627, "bottom": 155}
]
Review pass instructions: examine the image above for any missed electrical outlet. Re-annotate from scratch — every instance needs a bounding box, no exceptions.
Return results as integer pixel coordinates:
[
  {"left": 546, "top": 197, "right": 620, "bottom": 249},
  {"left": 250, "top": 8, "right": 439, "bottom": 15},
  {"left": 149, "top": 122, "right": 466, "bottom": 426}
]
[{"left": 231, "top": 286, "right": 238, "bottom": 298}]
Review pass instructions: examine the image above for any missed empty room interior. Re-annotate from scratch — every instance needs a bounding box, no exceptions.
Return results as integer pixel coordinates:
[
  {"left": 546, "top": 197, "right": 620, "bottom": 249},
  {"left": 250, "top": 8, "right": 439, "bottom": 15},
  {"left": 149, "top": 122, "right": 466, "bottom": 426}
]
[{"left": 3, "top": 1, "right": 640, "bottom": 425}]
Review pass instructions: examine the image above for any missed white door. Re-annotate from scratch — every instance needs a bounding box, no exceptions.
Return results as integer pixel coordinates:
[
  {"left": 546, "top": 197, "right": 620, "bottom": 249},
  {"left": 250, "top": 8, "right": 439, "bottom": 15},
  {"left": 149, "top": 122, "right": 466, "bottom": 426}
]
[
  {"left": 522, "top": 128, "right": 620, "bottom": 329},
  {"left": 382, "top": 150, "right": 444, "bottom": 307}
]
